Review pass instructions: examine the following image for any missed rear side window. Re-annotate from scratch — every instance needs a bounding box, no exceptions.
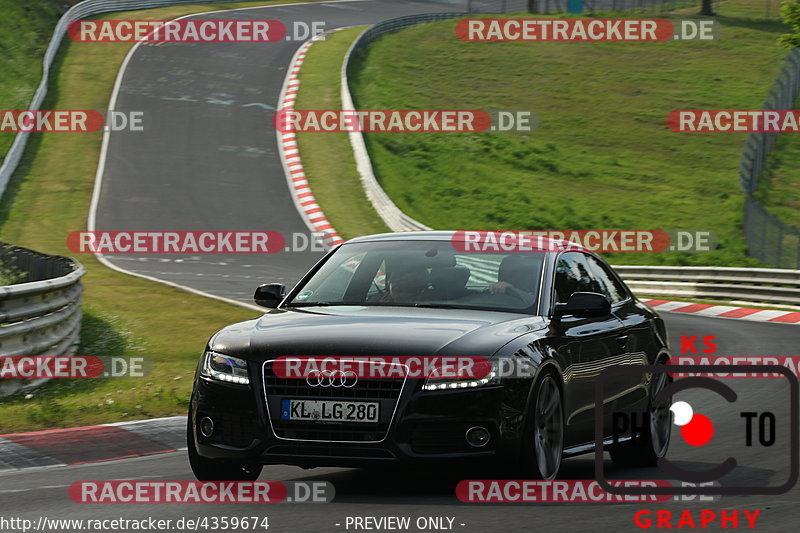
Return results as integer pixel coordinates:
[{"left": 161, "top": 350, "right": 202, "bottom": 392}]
[{"left": 584, "top": 254, "right": 628, "bottom": 304}]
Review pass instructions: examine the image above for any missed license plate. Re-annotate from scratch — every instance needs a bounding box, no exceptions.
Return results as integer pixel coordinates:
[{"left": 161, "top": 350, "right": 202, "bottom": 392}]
[{"left": 280, "top": 399, "right": 379, "bottom": 423}]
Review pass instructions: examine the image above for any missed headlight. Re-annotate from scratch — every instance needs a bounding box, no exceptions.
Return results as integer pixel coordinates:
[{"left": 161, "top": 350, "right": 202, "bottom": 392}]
[
  {"left": 422, "top": 360, "right": 501, "bottom": 391},
  {"left": 201, "top": 351, "right": 250, "bottom": 385}
]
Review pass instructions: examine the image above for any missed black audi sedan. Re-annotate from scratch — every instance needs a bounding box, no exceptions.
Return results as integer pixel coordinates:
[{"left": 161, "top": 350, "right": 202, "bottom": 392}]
[{"left": 188, "top": 231, "right": 672, "bottom": 481}]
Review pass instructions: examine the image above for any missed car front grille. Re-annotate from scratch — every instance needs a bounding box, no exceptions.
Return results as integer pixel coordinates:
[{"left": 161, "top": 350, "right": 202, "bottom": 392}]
[
  {"left": 261, "top": 360, "right": 406, "bottom": 442},
  {"left": 262, "top": 375, "right": 402, "bottom": 399}
]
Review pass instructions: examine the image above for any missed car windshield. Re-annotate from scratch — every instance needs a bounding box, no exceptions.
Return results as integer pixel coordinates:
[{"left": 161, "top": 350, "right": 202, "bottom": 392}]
[{"left": 286, "top": 240, "right": 546, "bottom": 313}]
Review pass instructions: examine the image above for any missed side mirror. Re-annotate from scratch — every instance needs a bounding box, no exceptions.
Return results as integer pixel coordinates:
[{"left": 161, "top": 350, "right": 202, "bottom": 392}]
[
  {"left": 553, "top": 292, "right": 611, "bottom": 319},
  {"left": 254, "top": 283, "right": 286, "bottom": 308}
]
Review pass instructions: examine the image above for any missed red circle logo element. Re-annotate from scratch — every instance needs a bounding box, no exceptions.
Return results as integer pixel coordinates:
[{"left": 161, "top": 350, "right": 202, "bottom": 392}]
[{"left": 680, "top": 413, "right": 714, "bottom": 446}]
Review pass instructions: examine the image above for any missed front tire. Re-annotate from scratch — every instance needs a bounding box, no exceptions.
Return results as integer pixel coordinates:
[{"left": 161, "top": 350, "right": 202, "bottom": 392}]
[
  {"left": 522, "top": 372, "right": 564, "bottom": 480},
  {"left": 187, "top": 412, "right": 263, "bottom": 481}
]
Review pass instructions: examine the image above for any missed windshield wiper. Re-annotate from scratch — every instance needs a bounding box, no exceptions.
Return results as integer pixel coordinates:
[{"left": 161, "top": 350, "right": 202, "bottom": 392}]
[
  {"left": 284, "top": 301, "right": 369, "bottom": 307},
  {"left": 286, "top": 302, "right": 463, "bottom": 309}
]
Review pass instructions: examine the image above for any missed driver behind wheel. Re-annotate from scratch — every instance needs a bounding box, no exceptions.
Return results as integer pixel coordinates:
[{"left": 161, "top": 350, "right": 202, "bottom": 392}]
[{"left": 381, "top": 262, "right": 429, "bottom": 303}]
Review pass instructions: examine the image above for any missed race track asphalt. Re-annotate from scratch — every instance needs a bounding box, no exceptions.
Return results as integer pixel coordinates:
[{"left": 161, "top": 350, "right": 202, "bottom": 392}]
[
  {"left": 93, "top": 0, "right": 461, "bottom": 304},
  {"left": 9, "top": 1, "right": 797, "bottom": 531},
  {"left": 1, "top": 314, "right": 798, "bottom": 532}
]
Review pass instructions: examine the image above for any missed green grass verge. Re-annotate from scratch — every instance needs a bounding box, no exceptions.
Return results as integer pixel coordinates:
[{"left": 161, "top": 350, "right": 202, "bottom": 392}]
[
  {"left": 0, "top": 0, "right": 326, "bottom": 433},
  {"left": 294, "top": 27, "right": 391, "bottom": 240},
  {"left": 0, "top": 0, "right": 60, "bottom": 158},
  {"left": 343, "top": 0, "right": 789, "bottom": 267}
]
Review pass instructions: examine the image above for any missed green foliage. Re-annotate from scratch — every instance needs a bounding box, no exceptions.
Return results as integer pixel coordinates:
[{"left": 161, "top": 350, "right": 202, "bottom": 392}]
[
  {"left": 0, "top": 0, "right": 60, "bottom": 157},
  {"left": 0, "top": 257, "right": 24, "bottom": 285},
  {"left": 780, "top": 0, "right": 800, "bottom": 48},
  {"left": 349, "top": 5, "right": 788, "bottom": 266}
]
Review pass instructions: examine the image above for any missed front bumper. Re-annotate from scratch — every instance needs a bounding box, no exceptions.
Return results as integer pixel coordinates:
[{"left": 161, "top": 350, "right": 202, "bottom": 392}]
[{"left": 190, "top": 371, "right": 526, "bottom": 468}]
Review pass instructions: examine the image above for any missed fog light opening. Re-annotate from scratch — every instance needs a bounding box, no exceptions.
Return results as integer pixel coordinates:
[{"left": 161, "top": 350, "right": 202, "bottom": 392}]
[
  {"left": 200, "top": 417, "right": 214, "bottom": 438},
  {"left": 466, "top": 426, "right": 490, "bottom": 448}
]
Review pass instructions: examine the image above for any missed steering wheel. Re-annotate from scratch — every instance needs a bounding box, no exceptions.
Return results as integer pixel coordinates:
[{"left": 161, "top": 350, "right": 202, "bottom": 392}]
[{"left": 484, "top": 282, "right": 529, "bottom": 302}]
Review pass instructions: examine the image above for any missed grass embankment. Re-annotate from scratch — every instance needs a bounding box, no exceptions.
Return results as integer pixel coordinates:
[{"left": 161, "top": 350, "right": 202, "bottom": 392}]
[
  {"left": 0, "top": 0, "right": 60, "bottom": 158},
  {"left": 0, "top": 1, "right": 325, "bottom": 432},
  {"left": 331, "top": 0, "right": 790, "bottom": 266},
  {"left": 294, "top": 27, "right": 391, "bottom": 240}
]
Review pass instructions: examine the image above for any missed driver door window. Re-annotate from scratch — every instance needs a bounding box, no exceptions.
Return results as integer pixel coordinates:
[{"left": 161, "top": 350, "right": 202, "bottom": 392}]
[
  {"left": 554, "top": 252, "right": 597, "bottom": 303},
  {"left": 584, "top": 255, "right": 628, "bottom": 304}
]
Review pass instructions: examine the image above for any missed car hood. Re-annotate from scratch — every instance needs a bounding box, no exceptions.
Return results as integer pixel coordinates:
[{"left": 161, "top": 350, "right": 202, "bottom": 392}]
[{"left": 209, "top": 306, "right": 547, "bottom": 360}]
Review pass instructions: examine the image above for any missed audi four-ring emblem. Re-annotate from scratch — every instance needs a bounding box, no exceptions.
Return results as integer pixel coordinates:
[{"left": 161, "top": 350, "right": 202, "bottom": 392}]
[{"left": 306, "top": 370, "right": 358, "bottom": 388}]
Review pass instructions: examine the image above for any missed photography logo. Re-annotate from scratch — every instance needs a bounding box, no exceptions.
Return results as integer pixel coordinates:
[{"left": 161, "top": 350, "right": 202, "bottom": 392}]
[
  {"left": 594, "top": 364, "right": 798, "bottom": 496},
  {"left": 669, "top": 400, "right": 714, "bottom": 447}
]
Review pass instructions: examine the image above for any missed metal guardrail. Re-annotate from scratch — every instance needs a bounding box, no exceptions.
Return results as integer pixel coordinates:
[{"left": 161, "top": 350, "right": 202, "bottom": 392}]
[
  {"left": 341, "top": 13, "right": 468, "bottom": 232},
  {"left": 0, "top": 0, "right": 251, "bottom": 199},
  {"left": 0, "top": 1, "right": 267, "bottom": 399},
  {"left": 614, "top": 265, "right": 800, "bottom": 306},
  {"left": 348, "top": 12, "right": 468, "bottom": 49},
  {"left": 0, "top": 243, "right": 85, "bottom": 397}
]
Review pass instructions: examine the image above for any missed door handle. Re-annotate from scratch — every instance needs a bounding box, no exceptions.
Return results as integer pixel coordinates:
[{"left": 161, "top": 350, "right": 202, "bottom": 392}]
[{"left": 616, "top": 335, "right": 629, "bottom": 346}]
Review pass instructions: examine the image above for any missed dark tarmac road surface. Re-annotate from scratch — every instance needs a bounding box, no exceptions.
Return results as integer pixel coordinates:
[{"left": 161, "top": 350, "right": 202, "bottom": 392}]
[
  {"left": 13, "top": 1, "right": 798, "bottom": 531},
  {"left": 1, "top": 313, "right": 797, "bottom": 532}
]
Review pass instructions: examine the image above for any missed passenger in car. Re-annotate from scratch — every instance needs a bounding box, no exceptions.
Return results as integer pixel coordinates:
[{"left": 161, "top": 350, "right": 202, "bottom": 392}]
[{"left": 429, "top": 265, "right": 471, "bottom": 299}]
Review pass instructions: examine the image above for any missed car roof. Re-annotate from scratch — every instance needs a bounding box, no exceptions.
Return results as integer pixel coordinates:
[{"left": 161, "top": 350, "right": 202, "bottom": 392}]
[{"left": 342, "top": 230, "right": 587, "bottom": 252}]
